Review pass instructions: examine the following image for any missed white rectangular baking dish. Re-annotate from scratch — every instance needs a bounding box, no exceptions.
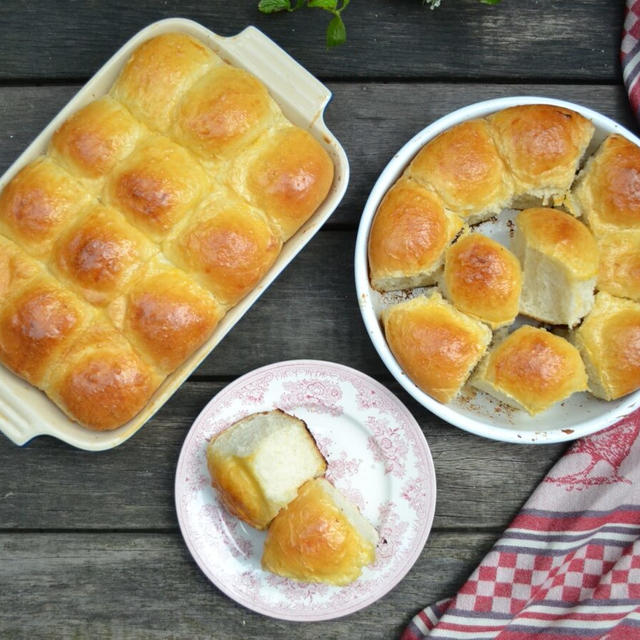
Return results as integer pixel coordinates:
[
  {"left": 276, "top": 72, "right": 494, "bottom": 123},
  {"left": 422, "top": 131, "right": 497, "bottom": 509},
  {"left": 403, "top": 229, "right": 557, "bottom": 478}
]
[{"left": 0, "top": 17, "right": 349, "bottom": 451}]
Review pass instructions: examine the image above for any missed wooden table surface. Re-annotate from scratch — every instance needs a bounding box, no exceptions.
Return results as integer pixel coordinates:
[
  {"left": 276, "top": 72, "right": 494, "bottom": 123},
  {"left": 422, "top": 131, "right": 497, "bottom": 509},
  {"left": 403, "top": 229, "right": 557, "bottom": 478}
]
[{"left": 0, "top": 2, "right": 634, "bottom": 638}]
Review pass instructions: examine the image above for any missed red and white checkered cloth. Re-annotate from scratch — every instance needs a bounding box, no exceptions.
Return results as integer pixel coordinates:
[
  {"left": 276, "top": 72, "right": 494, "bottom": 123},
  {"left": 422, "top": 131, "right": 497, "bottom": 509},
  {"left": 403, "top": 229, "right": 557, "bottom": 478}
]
[
  {"left": 623, "top": 0, "right": 640, "bottom": 119},
  {"left": 402, "top": 411, "right": 640, "bottom": 640}
]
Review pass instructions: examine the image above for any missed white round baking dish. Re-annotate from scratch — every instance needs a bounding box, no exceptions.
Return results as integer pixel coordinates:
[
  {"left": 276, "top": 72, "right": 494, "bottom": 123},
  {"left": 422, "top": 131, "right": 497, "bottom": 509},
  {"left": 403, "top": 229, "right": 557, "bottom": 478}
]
[{"left": 354, "top": 96, "right": 640, "bottom": 444}]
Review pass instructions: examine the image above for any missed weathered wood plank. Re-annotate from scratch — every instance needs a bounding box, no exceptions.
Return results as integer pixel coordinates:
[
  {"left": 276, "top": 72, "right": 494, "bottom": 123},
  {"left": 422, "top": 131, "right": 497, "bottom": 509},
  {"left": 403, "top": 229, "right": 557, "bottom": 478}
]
[
  {"left": 0, "top": 1, "right": 622, "bottom": 82},
  {"left": 0, "top": 379, "right": 565, "bottom": 531},
  {"left": 0, "top": 83, "right": 636, "bottom": 228},
  {"left": 0, "top": 530, "right": 497, "bottom": 639}
]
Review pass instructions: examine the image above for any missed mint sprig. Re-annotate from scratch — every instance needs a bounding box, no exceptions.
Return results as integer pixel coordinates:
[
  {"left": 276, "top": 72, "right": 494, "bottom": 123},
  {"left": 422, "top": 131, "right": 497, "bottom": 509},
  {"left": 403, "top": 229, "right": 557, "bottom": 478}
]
[{"left": 258, "top": 0, "right": 350, "bottom": 48}]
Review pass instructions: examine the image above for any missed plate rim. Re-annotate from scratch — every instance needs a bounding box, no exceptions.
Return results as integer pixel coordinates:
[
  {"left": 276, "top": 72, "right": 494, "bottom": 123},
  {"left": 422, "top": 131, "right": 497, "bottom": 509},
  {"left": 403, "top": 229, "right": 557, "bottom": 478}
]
[
  {"left": 174, "top": 358, "right": 437, "bottom": 621},
  {"left": 354, "top": 96, "right": 640, "bottom": 445}
]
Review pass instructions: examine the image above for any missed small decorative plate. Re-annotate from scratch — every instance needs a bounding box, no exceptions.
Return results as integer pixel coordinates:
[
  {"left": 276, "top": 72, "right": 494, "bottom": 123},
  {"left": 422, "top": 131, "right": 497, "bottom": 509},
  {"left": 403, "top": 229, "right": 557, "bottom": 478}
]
[{"left": 175, "top": 359, "right": 436, "bottom": 621}]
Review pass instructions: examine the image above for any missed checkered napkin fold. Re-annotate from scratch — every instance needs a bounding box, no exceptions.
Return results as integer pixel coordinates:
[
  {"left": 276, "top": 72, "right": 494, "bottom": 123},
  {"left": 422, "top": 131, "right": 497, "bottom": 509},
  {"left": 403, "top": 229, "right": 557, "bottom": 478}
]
[{"left": 402, "top": 412, "right": 640, "bottom": 640}]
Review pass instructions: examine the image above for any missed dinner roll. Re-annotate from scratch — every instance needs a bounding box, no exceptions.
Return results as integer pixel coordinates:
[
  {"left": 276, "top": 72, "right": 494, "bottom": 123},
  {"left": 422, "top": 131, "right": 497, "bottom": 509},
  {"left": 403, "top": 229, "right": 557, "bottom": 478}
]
[
  {"left": 49, "top": 96, "right": 147, "bottom": 193},
  {"left": 368, "top": 178, "right": 462, "bottom": 292},
  {"left": 442, "top": 232, "right": 522, "bottom": 329},
  {"left": 0, "top": 157, "right": 92, "bottom": 258},
  {"left": 513, "top": 207, "right": 598, "bottom": 327},
  {"left": 206, "top": 410, "right": 327, "bottom": 530},
  {"left": 597, "top": 230, "right": 640, "bottom": 301},
  {"left": 107, "top": 259, "right": 224, "bottom": 374},
  {"left": 472, "top": 325, "right": 588, "bottom": 415},
  {"left": 104, "top": 134, "right": 210, "bottom": 241},
  {"left": 406, "top": 119, "right": 513, "bottom": 224},
  {"left": 566, "top": 134, "right": 640, "bottom": 235},
  {"left": 164, "top": 189, "right": 281, "bottom": 307},
  {"left": 229, "top": 126, "right": 335, "bottom": 241},
  {"left": 262, "top": 478, "right": 378, "bottom": 586},
  {"left": 49, "top": 203, "right": 158, "bottom": 306},
  {"left": 382, "top": 292, "right": 492, "bottom": 403},
  {"left": 488, "top": 104, "right": 594, "bottom": 206},
  {"left": 0, "top": 269, "right": 92, "bottom": 386},
  {"left": 111, "top": 32, "right": 222, "bottom": 133},
  {"left": 44, "top": 322, "right": 163, "bottom": 431},
  {"left": 173, "top": 65, "right": 282, "bottom": 162},
  {"left": 571, "top": 292, "right": 640, "bottom": 400}
]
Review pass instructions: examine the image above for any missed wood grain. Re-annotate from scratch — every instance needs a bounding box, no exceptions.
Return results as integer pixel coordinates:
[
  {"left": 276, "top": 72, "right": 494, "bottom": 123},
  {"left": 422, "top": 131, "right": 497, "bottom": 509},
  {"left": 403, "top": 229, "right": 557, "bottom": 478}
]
[
  {"left": 0, "top": 530, "right": 497, "bottom": 640},
  {"left": 0, "top": 0, "right": 623, "bottom": 82}
]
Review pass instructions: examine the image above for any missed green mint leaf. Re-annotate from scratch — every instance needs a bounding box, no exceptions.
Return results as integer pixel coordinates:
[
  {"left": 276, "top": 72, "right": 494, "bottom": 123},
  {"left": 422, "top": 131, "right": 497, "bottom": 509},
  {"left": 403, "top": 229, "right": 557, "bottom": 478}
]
[
  {"left": 308, "top": 0, "right": 338, "bottom": 9},
  {"left": 480, "top": 0, "right": 501, "bottom": 4},
  {"left": 326, "top": 14, "right": 346, "bottom": 47},
  {"left": 258, "top": 0, "right": 292, "bottom": 13}
]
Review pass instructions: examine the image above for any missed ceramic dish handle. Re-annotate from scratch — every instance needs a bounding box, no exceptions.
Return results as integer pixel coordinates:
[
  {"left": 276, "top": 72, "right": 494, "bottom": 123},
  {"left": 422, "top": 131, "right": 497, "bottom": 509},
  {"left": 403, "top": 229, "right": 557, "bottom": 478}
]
[
  {"left": 220, "top": 26, "right": 332, "bottom": 128},
  {"left": 0, "top": 391, "right": 42, "bottom": 446}
]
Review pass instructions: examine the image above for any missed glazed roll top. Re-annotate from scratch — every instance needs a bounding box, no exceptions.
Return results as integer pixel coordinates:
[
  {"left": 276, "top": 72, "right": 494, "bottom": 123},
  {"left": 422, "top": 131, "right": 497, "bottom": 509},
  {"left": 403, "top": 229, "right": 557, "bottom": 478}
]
[
  {"left": 472, "top": 326, "right": 587, "bottom": 415},
  {"left": 262, "top": 478, "right": 378, "bottom": 586},
  {"left": 487, "top": 104, "right": 594, "bottom": 204},
  {"left": 49, "top": 96, "right": 147, "bottom": 193},
  {"left": 172, "top": 64, "right": 282, "bottom": 161},
  {"left": 368, "top": 178, "right": 462, "bottom": 292},
  {"left": 0, "top": 157, "right": 92, "bottom": 258},
  {"left": 164, "top": 189, "right": 282, "bottom": 307},
  {"left": 382, "top": 292, "right": 492, "bottom": 404},
  {"left": 571, "top": 292, "right": 640, "bottom": 401},
  {"left": 443, "top": 232, "right": 522, "bottom": 329},
  {"left": 406, "top": 118, "right": 514, "bottom": 224},
  {"left": 44, "top": 321, "right": 162, "bottom": 431},
  {"left": 568, "top": 134, "right": 640, "bottom": 235},
  {"left": 0, "top": 31, "right": 335, "bottom": 431}
]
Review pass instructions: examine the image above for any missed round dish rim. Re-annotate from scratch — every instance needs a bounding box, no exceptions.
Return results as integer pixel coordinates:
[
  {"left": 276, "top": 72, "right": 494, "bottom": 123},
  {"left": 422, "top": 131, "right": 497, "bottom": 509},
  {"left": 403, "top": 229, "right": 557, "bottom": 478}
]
[{"left": 354, "top": 96, "right": 640, "bottom": 445}]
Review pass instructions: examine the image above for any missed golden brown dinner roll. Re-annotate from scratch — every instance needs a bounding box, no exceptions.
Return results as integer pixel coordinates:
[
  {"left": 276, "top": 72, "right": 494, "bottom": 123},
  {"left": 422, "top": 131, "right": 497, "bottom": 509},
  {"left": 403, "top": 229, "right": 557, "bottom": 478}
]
[
  {"left": 368, "top": 178, "right": 462, "bottom": 292},
  {"left": 406, "top": 119, "right": 514, "bottom": 224},
  {"left": 513, "top": 207, "right": 598, "bottom": 327},
  {"left": 488, "top": 104, "right": 594, "bottom": 206},
  {"left": 111, "top": 32, "right": 221, "bottom": 133},
  {"left": 0, "top": 271, "right": 92, "bottom": 386},
  {"left": 173, "top": 64, "right": 282, "bottom": 161},
  {"left": 206, "top": 410, "right": 327, "bottom": 530},
  {"left": 262, "top": 478, "right": 378, "bottom": 586},
  {"left": 49, "top": 203, "right": 157, "bottom": 306},
  {"left": 571, "top": 292, "right": 640, "bottom": 400},
  {"left": 566, "top": 134, "right": 640, "bottom": 235},
  {"left": 229, "top": 126, "right": 335, "bottom": 241},
  {"left": 107, "top": 259, "right": 224, "bottom": 374},
  {"left": 44, "top": 321, "right": 162, "bottom": 431},
  {"left": 164, "top": 189, "right": 281, "bottom": 307},
  {"left": 442, "top": 232, "right": 522, "bottom": 329},
  {"left": 104, "top": 134, "right": 210, "bottom": 241},
  {"left": 0, "top": 157, "right": 92, "bottom": 258},
  {"left": 49, "top": 96, "right": 147, "bottom": 193},
  {"left": 472, "top": 325, "right": 587, "bottom": 415},
  {"left": 382, "top": 292, "right": 492, "bottom": 403},
  {"left": 596, "top": 230, "right": 640, "bottom": 301}
]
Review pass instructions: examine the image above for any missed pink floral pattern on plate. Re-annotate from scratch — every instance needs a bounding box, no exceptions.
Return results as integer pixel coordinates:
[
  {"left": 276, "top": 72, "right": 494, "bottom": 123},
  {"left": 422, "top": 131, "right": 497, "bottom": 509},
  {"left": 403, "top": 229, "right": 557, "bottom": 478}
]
[{"left": 174, "top": 360, "right": 436, "bottom": 622}]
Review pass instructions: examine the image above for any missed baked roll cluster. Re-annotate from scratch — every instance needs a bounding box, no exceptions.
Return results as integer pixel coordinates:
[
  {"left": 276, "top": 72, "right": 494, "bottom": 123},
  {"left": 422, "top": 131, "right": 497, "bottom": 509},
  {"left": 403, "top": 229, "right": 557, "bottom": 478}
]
[
  {"left": 0, "top": 33, "right": 334, "bottom": 431},
  {"left": 206, "top": 410, "right": 378, "bottom": 586},
  {"left": 370, "top": 104, "right": 640, "bottom": 415}
]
